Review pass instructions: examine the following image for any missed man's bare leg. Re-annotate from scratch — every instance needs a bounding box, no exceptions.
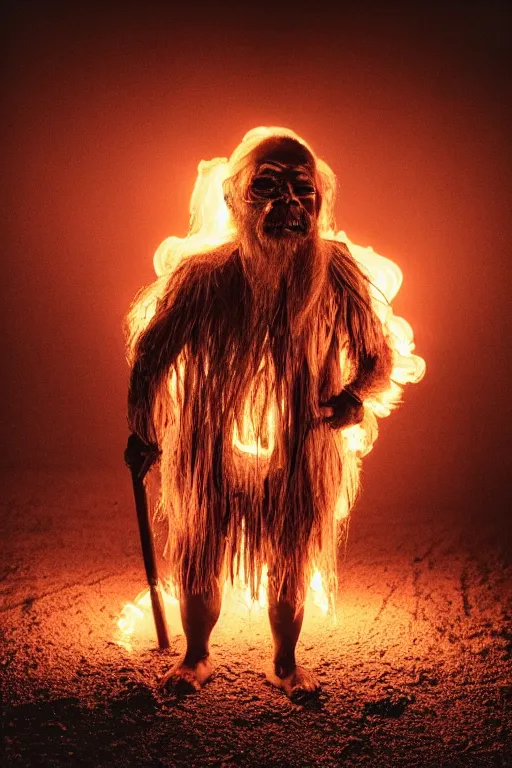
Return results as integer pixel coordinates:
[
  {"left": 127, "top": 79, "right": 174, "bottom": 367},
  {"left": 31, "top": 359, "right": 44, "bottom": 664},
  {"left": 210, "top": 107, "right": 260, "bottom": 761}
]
[
  {"left": 159, "top": 580, "right": 222, "bottom": 692},
  {"left": 266, "top": 577, "right": 320, "bottom": 699}
]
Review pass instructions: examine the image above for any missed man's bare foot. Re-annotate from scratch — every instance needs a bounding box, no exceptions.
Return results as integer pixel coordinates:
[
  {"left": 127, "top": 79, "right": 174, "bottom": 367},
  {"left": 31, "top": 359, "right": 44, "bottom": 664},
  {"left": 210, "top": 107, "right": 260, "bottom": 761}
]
[
  {"left": 159, "top": 656, "right": 214, "bottom": 693},
  {"left": 266, "top": 664, "right": 321, "bottom": 701}
]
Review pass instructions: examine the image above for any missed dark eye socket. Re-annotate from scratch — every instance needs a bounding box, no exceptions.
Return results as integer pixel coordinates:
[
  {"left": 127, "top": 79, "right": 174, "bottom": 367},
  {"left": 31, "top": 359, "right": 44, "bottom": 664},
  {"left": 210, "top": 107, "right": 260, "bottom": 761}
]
[
  {"left": 251, "top": 177, "right": 278, "bottom": 194},
  {"left": 294, "top": 182, "right": 316, "bottom": 196}
]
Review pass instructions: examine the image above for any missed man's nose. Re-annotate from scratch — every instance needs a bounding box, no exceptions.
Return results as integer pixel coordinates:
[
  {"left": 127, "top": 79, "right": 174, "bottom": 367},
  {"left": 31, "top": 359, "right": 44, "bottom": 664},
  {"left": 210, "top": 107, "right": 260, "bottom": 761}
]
[{"left": 274, "top": 181, "right": 298, "bottom": 204}]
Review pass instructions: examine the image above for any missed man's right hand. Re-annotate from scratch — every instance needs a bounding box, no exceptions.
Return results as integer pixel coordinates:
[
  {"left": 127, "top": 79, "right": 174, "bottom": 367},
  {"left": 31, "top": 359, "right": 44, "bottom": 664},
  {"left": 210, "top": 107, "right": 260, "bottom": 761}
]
[{"left": 124, "top": 432, "right": 161, "bottom": 479}]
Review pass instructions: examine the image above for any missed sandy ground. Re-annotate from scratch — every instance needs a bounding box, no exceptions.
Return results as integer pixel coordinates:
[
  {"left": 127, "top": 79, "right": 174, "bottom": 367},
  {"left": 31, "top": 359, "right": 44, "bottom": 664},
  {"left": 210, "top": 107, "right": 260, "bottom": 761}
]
[{"left": 1, "top": 469, "right": 511, "bottom": 767}]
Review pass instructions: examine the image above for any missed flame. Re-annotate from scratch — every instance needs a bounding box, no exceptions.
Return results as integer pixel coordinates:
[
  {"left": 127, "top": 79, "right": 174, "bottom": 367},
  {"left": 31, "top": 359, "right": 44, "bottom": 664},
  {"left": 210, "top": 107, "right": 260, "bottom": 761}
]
[
  {"left": 117, "top": 587, "right": 180, "bottom": 647},
  {"left": 116, "top": 567, "right": 330, "bottom": 648},
  {"left": 232, "top": 363, "right": 277, "bottom": 459}
]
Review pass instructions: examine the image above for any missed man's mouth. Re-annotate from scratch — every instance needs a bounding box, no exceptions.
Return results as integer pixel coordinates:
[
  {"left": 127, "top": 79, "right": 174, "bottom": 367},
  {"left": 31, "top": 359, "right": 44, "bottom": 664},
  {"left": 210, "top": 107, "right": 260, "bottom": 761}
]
[{"left": 263, "top": 213, "right": 307, "bottom": 235}]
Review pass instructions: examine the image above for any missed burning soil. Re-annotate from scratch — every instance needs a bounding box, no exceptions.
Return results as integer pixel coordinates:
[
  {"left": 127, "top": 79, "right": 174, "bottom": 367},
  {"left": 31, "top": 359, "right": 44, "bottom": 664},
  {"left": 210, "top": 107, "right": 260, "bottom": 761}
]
[{"left": 2, "top": 468, "right": 511, "bottom": 767}]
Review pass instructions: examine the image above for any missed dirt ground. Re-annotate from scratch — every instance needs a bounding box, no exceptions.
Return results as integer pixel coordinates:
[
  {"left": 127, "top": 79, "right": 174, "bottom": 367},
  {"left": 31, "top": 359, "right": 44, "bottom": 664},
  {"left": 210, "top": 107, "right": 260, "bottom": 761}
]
[{"left": 1, "top": 468, "right": 511, "bottom": 767}]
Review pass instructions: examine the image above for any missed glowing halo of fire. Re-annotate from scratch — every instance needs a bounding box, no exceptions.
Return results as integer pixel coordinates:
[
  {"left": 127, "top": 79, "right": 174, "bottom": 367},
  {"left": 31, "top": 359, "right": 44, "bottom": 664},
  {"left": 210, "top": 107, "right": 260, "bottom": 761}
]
[{"left": 120, "top": 126, "right": 425, "bottom": 648}]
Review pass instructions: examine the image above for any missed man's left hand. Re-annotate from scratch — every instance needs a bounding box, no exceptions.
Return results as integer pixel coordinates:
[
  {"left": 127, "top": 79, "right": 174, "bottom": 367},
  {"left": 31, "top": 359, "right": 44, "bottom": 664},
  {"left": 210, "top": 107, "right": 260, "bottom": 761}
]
[{"left": 320, "top": 390, "right": 364, "bottom": 429}]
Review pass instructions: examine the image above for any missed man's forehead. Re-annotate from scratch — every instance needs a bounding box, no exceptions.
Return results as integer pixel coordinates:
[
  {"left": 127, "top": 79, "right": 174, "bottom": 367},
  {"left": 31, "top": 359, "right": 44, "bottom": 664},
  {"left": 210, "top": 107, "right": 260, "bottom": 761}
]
[{"left": 252, "top": 137, "right": 316, "bottom": 172}]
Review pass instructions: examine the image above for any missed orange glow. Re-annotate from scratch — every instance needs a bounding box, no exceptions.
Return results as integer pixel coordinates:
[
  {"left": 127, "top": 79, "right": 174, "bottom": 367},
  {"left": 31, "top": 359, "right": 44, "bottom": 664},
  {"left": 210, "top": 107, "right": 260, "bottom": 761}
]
[{"left": 116, "top": 567, "right": 331, "bottom": 649}]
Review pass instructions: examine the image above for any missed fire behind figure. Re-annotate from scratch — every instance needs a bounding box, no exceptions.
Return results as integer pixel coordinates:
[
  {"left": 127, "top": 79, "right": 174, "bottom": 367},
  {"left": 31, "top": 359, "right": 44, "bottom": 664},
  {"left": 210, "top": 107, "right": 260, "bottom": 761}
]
[{"left": 125, "top": 127, "right": 425, "bottom": 699}]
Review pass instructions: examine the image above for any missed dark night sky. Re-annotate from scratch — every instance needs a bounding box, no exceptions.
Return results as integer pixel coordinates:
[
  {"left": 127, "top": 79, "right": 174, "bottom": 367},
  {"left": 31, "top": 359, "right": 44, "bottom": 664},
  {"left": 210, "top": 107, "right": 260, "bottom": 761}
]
[{"left": 3, "top": 3, "right": 511, "bottom": 521}]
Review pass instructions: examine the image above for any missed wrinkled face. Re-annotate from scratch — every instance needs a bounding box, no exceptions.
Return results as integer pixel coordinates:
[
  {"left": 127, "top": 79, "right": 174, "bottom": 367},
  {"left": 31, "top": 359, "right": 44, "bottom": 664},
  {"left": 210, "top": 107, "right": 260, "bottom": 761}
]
[{"left": 244, "top": 139, "right": 319, "bottom": 243}]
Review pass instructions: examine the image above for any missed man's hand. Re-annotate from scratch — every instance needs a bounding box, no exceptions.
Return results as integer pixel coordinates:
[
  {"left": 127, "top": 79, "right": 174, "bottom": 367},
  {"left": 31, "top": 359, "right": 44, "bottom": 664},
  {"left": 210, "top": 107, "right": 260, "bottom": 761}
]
[
  {"left": 124, "top": 432, "right": 161, "bottom": 479},
  {"left": 320, "top": 389, "right": 364, "bottom": 430}
]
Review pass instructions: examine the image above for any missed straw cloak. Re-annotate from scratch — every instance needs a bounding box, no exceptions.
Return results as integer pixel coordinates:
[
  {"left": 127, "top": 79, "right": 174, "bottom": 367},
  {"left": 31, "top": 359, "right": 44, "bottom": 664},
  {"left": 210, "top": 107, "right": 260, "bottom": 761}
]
[{"left": 127, "top": 238, "right": 393, "bottom": 603}]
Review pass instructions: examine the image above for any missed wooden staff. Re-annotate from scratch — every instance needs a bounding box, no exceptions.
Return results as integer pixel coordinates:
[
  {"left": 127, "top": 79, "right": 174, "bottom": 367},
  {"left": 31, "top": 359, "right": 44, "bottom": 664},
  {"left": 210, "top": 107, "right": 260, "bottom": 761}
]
[{"left": 124, "top": 434, "right": 170, "bottom": 649}]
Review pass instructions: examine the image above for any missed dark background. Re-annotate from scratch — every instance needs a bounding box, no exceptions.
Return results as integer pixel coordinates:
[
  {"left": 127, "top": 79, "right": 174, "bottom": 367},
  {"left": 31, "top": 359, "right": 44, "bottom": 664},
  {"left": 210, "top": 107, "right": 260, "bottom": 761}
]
[{"left": 3, "top": 2, "right": 511, "bottom": 519}]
